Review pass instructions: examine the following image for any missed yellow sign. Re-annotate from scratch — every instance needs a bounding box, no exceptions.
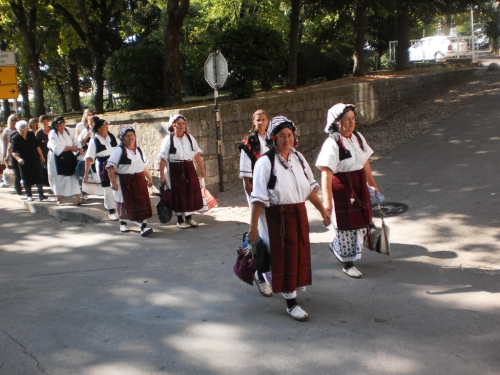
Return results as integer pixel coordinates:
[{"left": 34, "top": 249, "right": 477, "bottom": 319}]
[{"left": 0, "top": 65, "right": 18, "bottom": 99}]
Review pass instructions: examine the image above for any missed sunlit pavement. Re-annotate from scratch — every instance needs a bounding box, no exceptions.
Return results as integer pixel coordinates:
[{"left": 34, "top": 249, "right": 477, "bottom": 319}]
[{"left": 0, "top": 91, "right": 499, "bottom": 374}]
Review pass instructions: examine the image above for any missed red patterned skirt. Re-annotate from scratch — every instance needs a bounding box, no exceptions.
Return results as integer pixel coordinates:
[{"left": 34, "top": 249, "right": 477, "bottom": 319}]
[
  {"left": 169, "top": 161, "right": 203, "bottom": 213},
  {"left": 265, "top": 202, "right": 312, "bottom": 294},
  {"left": 116, "top": 171, "right": 152, "bottom": 222},
  {"left": 332, "top": 168, "right": 372, "bottom": 230}
]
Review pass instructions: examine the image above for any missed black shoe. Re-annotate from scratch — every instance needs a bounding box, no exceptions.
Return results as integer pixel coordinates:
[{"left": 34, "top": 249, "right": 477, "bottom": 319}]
[{"left": 39, "top": 195, "right": 48, "bottom": 201}]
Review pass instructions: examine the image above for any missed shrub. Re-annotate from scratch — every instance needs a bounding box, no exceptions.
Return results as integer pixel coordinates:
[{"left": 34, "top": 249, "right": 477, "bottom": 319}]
[
  {"left": 296, "top": 43, "right": 351, "bottom": 83},
  {"left": 105, "top": 45, "right": 164, "bottom": 110},
  {"left": 214, "top": 22, "right": 287, "bottom": 98}
]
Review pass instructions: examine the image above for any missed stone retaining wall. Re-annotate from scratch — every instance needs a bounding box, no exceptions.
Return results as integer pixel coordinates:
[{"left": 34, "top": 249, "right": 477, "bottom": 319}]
[{"left": 84, "top": 68, "right": 475, "bottom": 193}]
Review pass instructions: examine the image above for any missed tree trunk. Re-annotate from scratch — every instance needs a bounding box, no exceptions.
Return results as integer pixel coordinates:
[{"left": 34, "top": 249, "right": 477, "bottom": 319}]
[
  {"left": 396, "top": 2, "right": 411, "bottom": 71},
  {"left": 55, "top": 80, "right": 68, "bottom": 113},
  {"left": 20, "top": 82, "right": 32, "bottom": 118},
  {"left": 69, "top": 61, "right": 81, "bottom": 111},
  {"left": 92, "top": 55, "right": 105, "bottom": 113},
  {"left": 442, "top": 14, "right": 452, "bottom": 36},
  {"left": 353, "top": 0, "right": 366, "bottom": 77},
  {"left": 2, "top": 100, "right": 10, "bottom": 120},
  {"left": 163, "top": 0, "right": 190, "bottom": 107},
  {"left": 10, "top": 4, "right": 45, "bottom": 116},
  {"left": 286, "top": 0, "right": 300, "bottom": 89}
]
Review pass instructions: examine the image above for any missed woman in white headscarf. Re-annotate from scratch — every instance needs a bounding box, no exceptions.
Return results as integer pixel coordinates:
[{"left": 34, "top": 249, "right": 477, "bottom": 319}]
[
  {"left": 158, "top": 114, "right": 206, "bottom": 229},
  {"left": 106, "top": 126, "right": 154, "bottom": 237},
  {"left": 316, "top": 103, "right": 380, "bottom": 279},
  {"left": 248, "top": 116, "right": 331, "bottom": 321},
  {"left": 47, "top": 116, "right": 83, "bottom": 206}
]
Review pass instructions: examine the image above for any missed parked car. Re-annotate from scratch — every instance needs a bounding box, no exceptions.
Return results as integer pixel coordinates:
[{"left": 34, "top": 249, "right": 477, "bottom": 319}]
[{"left": 408, "top": 36, "right": 468, "bottom": 62}]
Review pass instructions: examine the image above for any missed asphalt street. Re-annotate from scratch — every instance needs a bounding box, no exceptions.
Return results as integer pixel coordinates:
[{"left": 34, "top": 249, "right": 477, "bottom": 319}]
[{"left": 0, "top": 90, "right": 499, "bottom": 375}]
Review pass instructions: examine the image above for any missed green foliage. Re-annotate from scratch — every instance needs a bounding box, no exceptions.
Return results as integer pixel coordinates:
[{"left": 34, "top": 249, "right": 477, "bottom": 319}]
[
  {"left": 105, "top": 44, "right": 164, "bottom": 110},
  {"left": 296, "top": 42, "right": 350, "bottom": 84},
  {"left": 214, "top": 22, "right": 287, "bottom": 98}
]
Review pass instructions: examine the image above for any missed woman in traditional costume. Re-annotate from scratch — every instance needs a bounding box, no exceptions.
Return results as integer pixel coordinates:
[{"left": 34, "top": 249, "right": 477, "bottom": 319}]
[
  {"left": 83, "top": 118, "right": 119, "bottom": 220},
  {"left": 47, "top": 116, "right": 83, "bottom": 206},
  {"left": 238, "top": 109, "right": 270, "bottom": 201},
  {"left": 248, "top": 116, "right": 331, "bottom": 321},
  {"left": 316, "top": 103, "right": 380, "bottom": 279},
  {"left": 238, "top": 110, "right": 272, "bottom": 296},
  {"left": 159, "top": 114, "right": 206, "bottom": 229},
  {"left": 106, "top": 126, "right": 153, "bottom": 236},
  {"left": 10, "top": 120, "right": 46, "bottom": 202}
]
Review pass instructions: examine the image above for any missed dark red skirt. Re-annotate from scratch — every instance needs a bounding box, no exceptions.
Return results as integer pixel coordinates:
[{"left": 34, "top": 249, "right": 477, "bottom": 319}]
[
  {"left": 265, "top": 202, "right": 312, "bottom": 294},
  {"left": 169, "top": 161, "right": 203, "bottom": 213},
  {"left": 332, "top": 169, "right": 372, "bottom": 230},
  {"left": 116, "top": 171, "right": 152, "bottom": 222}
]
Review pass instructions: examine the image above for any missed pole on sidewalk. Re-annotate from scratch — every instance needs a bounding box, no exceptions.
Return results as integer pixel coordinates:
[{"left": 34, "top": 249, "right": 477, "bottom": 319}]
[{"left": 213, "top": 52, "right": 224, "bottom": 192}]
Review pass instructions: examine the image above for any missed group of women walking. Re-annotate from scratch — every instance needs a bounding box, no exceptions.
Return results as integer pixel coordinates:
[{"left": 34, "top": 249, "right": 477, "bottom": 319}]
[{"left": 240, "top": 104, "right": 380, "bottom": 321}]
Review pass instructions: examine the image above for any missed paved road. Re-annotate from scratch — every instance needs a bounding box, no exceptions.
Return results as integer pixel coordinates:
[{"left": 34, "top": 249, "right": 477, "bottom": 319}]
[{"left": 0, "top": 91, "right": 499, "bottom": 374}]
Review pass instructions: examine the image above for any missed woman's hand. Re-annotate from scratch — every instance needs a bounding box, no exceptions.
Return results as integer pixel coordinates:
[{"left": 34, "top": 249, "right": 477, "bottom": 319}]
[
  {"left": 160, "top": 174, "right": 167, "bottom": 184},
  {"left": 322, "top": 211, "right": 332, "bottom": 227},
  {"left": 110, "top": 181, "right": 118, "bottom": 191},
  {"left": 199, "top": 170, "right": 206, "bottom": 178},
  {"left": 146, "top": 178, "right": 153, "bottom": 188},
  {"left": 18, "top": 158, "right": 24, "bottom": 165},
  {"left": 40, "top": 155, "right": 45, "bottom": 163},
  {"left": 324, "top": 199, "right": 333, "bottom": 216},
  {"left": 83, "top": 173, "right": 89, "bottom": 183},
  {"left": 248, "top": 226, "right": 259, "bottom": 244}
]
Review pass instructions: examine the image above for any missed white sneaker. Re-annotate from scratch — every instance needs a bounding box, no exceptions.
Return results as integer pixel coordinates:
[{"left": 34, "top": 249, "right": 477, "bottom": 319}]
[
  {"left": 343, "top": 266, "right": 363, "bottom": 278},
  {"left": 177, "top": 222, "right": 190, "bottom": 229},
  {"left": 185, "top": 218, "right": 198, "bottom": 227},
  {"left": 140, "top": 227, "right": 153, "bottom": 237},
  {"left": 254, "top": 272, "right": 272, "bottom": 297},
  {"left": 120, "top": 224, "right": 129, "bottom": 233},
  {"left": 286, "top": 305, "right": 309, "bottom": 321},
  {"left": 109, "top": 213, "right": 119, "bottom": 221}
]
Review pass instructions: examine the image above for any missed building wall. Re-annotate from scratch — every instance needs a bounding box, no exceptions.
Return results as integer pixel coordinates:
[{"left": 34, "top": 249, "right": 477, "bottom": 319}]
[{"left": 80, "top": 69, "right": 475, "bottom": 193}]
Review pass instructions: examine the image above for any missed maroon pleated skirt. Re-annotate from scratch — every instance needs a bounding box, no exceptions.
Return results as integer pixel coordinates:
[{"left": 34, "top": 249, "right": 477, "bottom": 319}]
[
  {"left": 169, "top": 161, "right": 203, "bottom": 213},
  {"left": 116, "top": 171, "right": 152, "bottom": 222},
  {"left": 332, "top": 168, "right": 372, "bottom": 230},
  {"left": 265, "top": 202, "right": 312, "bottom": 294}
]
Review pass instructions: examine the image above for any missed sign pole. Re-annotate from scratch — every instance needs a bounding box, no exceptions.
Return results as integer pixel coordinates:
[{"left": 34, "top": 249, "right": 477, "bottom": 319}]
[
  {"left": 204, "top": 50, "right": 228, "bottom": 193},
  {"left": 213, "top": 52, "right": 224, "bottom": 192}
]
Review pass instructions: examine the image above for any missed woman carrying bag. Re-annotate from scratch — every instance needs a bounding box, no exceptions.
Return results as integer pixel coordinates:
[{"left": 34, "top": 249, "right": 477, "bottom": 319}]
[{"left": 158, "top": 114, "right": 206, "bottom": 229}]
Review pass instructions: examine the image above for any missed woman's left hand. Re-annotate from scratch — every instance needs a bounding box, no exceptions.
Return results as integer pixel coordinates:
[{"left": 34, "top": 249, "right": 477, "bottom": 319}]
[
  {"left": 146, "top": 179, "right": 153, "bottom": 188},
  {"left": 199, "top": 171, "right": 206, "bottom": 178},
  {"left": 322, "top": 211, "right": 332, "bottom": 227},
  {"left": 40, "top": 156, "right": 45, "bottom": 163}
]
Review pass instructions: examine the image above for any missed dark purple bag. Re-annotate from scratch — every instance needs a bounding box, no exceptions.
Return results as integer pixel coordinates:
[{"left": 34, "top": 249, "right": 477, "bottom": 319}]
[
  {"left": 159, "top": 183, "right": 173, "bottom": 209},
  {"left": 233, "top": 246, "right": 256, "bottom": 286}
]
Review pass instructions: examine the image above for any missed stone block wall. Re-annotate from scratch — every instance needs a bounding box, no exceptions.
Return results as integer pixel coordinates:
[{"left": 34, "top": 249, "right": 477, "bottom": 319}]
[{"left": 73, "top": 68, "right": 475, "bottom": 194}]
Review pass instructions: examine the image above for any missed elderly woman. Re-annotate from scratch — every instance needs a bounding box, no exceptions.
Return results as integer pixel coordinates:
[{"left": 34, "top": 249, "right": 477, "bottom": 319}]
[
  {"left": 47, "top": 116, "right": 83, "bottom": 206},
  {"left": 106, "top": 126, "right": 153, "bottom": 236},
  {"left": 248, "top": 116, "right": 331, "bottom": 321},
  {"left": 316, "top": 103, "right": 379, "bottom": 279},
  {"left": 10, "top": 121, "right": 46, "bottom": 202},
  {"left": 83, "top": 118, "right": 118, "bottom": 220},
  {"left": 159, "top": 114, "right": 206, "bottom": 229},
  {"left": 2, "top": 114, "right": 21, "bottom": 194},
  {"left": 238, "top": 109, "right": 270, "bottom": 201}
]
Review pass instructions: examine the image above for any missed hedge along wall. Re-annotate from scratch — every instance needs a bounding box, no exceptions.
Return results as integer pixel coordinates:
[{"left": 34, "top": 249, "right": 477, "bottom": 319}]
[{"left": 92, "top": 68, "right": 475, "bottom": 194}]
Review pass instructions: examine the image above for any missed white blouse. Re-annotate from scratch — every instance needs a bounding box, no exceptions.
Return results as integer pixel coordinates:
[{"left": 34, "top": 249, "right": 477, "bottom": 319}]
[
  {"left": 315, "top": 133, "right": 373, "bottom": 173},
  {"left": 250, "top": 150, "right": 319, "bottom": 207},
  {"left": 85, "top": 134, "right": 116, "bottom": 160},
  {"left": 239, "top": 133, "right": 269, "bottom": 179},
  {"left": 47, "top": 129, "right": 81, "bottom": 155},
  {"left": 158, "top": 133, "right": 201, "bottom": 161},
  {"left": 106, "top": 146, "right": 149, "bottom": 175}
]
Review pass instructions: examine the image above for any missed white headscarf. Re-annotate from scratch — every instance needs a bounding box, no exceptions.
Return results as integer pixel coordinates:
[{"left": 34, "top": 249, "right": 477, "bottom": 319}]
[{"left": 325, "top": 103, "right": 355, "bottom": 134}]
